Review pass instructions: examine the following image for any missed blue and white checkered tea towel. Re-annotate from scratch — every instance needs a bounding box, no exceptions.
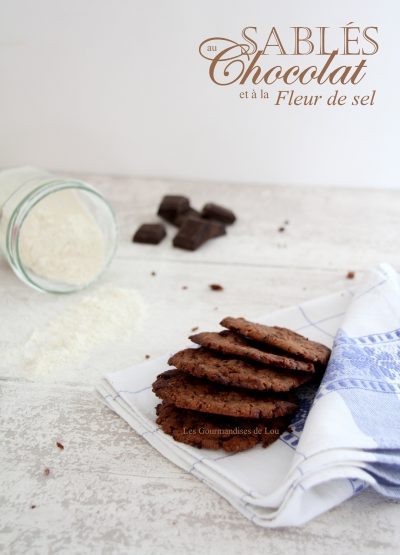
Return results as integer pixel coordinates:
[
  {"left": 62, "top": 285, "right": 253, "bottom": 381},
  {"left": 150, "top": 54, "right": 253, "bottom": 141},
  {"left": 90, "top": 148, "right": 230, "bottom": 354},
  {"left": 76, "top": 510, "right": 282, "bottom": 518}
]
[{"left": 98, "top": 263, "right": 400, "bottom": 527}]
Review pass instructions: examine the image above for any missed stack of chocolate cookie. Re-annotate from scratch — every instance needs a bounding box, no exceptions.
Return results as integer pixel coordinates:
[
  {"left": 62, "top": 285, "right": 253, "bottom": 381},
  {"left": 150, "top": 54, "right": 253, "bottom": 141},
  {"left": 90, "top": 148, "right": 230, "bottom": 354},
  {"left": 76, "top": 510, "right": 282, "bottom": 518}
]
[{"left": 152, "top": 317, "right": 331, "bottom": 453}]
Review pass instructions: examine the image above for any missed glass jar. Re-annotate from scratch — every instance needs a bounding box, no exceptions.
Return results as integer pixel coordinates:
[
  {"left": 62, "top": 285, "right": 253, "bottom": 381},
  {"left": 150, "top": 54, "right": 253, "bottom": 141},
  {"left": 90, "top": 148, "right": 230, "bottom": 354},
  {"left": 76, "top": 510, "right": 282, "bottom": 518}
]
[{"left": 0, "top": 167, "right": 117, "bottom": 293}]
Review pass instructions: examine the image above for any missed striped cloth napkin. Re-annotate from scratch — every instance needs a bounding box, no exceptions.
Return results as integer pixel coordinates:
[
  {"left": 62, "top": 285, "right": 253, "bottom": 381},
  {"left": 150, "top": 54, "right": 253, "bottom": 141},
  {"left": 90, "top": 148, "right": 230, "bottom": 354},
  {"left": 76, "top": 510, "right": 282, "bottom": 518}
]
[{"left": 98, "top": 263, "right": 400, "bottom": 526}]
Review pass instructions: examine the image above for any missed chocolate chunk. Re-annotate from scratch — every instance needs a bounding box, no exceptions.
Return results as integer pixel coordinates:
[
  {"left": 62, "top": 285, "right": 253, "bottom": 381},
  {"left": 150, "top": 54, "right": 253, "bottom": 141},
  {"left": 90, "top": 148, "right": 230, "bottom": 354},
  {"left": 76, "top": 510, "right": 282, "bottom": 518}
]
[
  {"left": 133, "top": 223, "right": 166, "bottom": 245},
  {"left": 173, "top": 207, "right": 202, "bottom": 227},
  {"left": 202, "top": 203, "right": 236, "bottom": 224},
  {"left": 158, "top": 195, "right": 190, "bottom": 224},
  {"left": 173, "top": 217, "right": 224, "bottom": 251},
  {"left": 173, "top": 218, "right": 209, "bottom": 250},
  {"left": 205, "top": 219, "right": 226, "bottom": 239}
]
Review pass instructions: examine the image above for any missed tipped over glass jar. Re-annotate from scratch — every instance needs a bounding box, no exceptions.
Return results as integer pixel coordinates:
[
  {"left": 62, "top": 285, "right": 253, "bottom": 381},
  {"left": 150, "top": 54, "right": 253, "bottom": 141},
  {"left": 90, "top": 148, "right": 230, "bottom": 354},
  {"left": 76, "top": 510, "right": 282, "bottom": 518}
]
[{"left": 0, "top": 167, "right": 117, "bottom": 293}]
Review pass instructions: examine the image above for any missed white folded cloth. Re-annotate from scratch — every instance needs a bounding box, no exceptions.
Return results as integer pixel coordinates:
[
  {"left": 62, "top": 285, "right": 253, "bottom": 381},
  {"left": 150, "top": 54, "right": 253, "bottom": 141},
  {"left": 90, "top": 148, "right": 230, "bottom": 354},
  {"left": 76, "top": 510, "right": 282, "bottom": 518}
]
[{"left": 98, "top": 263, "right": 400, "bottom": 527}]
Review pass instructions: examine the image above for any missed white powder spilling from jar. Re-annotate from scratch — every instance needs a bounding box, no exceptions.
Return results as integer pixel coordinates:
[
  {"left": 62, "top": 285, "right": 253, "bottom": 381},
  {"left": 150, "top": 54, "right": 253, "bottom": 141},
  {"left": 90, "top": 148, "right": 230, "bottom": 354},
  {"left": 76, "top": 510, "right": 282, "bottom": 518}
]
[
  {"left": 24, "top": 285, "right": 146, "bottom": 379},
  {"left": 18, "top": 189, "right": 106, "bottom": 286}
]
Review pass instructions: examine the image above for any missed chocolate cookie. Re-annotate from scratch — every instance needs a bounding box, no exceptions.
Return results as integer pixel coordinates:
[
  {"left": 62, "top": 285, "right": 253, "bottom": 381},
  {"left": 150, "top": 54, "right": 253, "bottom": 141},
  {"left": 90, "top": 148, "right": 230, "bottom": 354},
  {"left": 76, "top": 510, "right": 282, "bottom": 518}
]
[
  {"left": 189, "top": 331, "right": 315, "bottom": 373},
  {"left": 152, "top": 369, "right": 299, "bottom": 418},
  {"left": 156, "top": 402, "right": 290, "bottom": 452},
  {"left": 220, "top": 317, "right": 331, "bottom": 365},
  {"left": 169, "top": 348, "right": 313, "bottom": 391}
]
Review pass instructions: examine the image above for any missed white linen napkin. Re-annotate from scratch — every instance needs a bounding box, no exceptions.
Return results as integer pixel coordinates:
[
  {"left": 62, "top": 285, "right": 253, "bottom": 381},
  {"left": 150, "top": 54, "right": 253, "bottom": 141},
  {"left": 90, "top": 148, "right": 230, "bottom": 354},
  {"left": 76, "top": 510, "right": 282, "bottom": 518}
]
[{"left": 97, "top": 263, "right": 400, "bottom": 527}]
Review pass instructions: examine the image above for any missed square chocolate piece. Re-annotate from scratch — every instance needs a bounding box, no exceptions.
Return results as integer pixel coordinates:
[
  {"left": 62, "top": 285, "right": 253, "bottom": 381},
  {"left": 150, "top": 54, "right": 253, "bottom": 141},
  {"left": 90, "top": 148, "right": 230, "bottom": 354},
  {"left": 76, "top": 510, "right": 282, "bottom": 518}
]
[
  {"left": 173, "top": 217, "right": 211, "bottom": 251},
  {"left": 206, "top": 219, "right": 226, "bottom": 239},
  {"left": 201, "top": 203, "right": 236, "bottom": 224},
  {"left": 133, "top": 223, "right": 166, "bottom": 245},
  {"left": 158, "top": 195, "right": 190, "bottom": 224},
  {"left": 173, "top": 216, "right": 226, "bottom": 250},
  {"left": 173, "top": 207, "right": 202, "bottom": 227}
]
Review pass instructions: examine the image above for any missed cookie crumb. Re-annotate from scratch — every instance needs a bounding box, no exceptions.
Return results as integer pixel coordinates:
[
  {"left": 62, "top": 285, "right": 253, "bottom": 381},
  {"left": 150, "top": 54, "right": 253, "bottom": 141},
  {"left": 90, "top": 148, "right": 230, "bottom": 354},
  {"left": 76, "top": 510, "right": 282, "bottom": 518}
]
[
  {"left": 44, "top": 468, "right": 50, "bottom": 476},
  {"left": 31, "top": 504, "right": 36, "bottom": 509},
  {"left": 151, "top": 271, "right": 156, "bottom": 276},
  {"left": 191, "top": 326, "right": 199, "bottom": 332},
  {"left": 56, "top": 442, "right": 64, "bottom": 450},
  {"left": 346, "top": 271, "right": 355, "bottom": 279},
  {"left": 287, "top": 427, "right": 293, "bottom": 433},
  {"left": 278, "top": 226, "right": 285, "bottom": 232},
  {"left": 209, "top": 284, "right": 223, "bottom": 291},
  {"left": 182, "top": 285, "right": 188, "bottom": 290},
  {"left": 145, "top": 354, "right": 150, "bottom": 359}
]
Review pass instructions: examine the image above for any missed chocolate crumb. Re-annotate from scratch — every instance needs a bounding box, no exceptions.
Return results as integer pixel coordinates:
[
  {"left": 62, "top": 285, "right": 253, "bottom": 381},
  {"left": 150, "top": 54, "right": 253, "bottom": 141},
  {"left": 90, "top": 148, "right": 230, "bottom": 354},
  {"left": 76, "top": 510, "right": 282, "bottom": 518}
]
[
  {"left": 209, "top": 284, "right": 223, "bottom": 291},
  {"left": 56, "top": 442, "right": 64, "bottom": 450},
  {"left": 44, "top": 468, "right": 50, "bottom": 476},
  {"left": 191, "top": 326, "right": 199, "bottom": 332},
  {"left": 287, "top": 426, "right": 293, "bottom": 433},
  {"left": 151, "top": 271, "right": 156, "bottom": 276},
  {"left": 346, "top": 271, "right": 355, "bottom": 279},
  {"left": 278, "top": 226, "right": 285, "bottom": 232},
  {"left": 182, "top": 285, "right": 188, "bottom": 290},
  {"left": 145, "top": 354, "right": 150, "bottom": 360},
  {"left": 31, "top": 505, "right": 36, "bottom": 509}
]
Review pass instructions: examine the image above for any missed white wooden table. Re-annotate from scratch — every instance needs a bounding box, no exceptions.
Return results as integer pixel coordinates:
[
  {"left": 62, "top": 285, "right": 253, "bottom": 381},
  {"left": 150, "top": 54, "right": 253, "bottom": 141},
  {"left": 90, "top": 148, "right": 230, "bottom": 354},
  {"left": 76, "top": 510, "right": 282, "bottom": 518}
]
[{"left": 1, "top": 175, "right": 400, "bottom": 554}]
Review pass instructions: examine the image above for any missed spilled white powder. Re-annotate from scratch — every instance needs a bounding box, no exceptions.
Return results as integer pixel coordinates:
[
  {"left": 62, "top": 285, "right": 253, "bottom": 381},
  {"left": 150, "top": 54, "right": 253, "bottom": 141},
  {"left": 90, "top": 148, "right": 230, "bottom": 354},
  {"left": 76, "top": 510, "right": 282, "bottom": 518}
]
[
  {"left": 18, "top": 189, "right": 106, "bottom": 286},
  {"left": 24, "top": 285, "right": 146, "bottom": 377}
]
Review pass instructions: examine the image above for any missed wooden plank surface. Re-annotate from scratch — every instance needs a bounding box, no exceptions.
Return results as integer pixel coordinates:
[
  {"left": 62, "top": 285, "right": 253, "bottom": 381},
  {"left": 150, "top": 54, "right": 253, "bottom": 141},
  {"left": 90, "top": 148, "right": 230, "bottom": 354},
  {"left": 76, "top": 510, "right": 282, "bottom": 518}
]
[
  {"left": 2, "top": 382, "right": 400, "bottom": 555},
  {"left": 1, "top": 174, "right": 400, "bottom": 554}
]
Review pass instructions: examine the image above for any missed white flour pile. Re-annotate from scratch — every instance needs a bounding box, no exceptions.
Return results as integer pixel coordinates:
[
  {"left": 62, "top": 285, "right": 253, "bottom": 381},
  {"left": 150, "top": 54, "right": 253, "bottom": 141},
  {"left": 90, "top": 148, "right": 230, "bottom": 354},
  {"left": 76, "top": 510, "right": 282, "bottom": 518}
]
[
  {"left": 18, "top": 189, "right": 106, "bottom": 286},
  {"left": 24, "top": 285, "right": 146, "bottom": 378}
]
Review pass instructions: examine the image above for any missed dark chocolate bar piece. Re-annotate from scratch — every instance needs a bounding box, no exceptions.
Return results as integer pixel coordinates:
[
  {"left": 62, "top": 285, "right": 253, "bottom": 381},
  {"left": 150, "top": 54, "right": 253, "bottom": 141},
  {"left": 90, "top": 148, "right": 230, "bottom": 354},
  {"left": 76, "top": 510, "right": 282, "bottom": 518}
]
[
  {"left": 202, "top": 203, "right": 236, "bottom": 224},
  {"left": 172, "top": 217, "right": 210, "bottom": 251},
  {"left": 133, "top": 223, "right": 166, "bottom": 245},
  {"left": 158, "top": 195, "right": 190, "bottom": 224},
  {"left": 173, "top": 217, "right": 226, "bottom": 251},
  {"left": 173, "top": 207, "right": 202, "bottom": 227},
  {"left": 206, "top": 219, "right": 226, "bottom": 239}
]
